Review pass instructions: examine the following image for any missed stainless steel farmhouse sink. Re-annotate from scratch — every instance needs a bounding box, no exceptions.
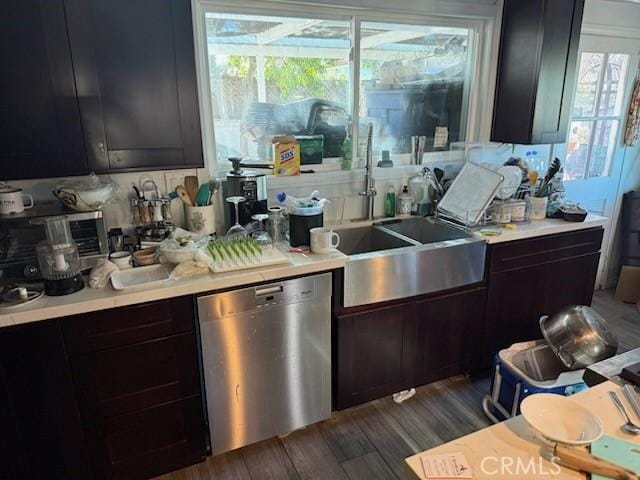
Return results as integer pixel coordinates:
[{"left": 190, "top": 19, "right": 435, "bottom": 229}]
[{"left": 334, "top": 217, "right": 486, "bottom": 307}]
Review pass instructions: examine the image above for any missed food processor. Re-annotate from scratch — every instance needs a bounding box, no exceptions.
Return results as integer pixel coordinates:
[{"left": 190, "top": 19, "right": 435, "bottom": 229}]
[{"left": 36, "top": 216, "right": 84, "bottom": 296}]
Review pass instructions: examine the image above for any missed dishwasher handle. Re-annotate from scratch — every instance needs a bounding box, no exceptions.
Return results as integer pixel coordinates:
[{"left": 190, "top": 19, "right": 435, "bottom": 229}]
[{"left": 255, "top": 285, "right": 283, "bottom": 297}]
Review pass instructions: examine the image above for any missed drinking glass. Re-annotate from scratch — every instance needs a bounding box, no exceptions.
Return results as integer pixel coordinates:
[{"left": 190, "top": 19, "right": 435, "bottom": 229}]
[
  {"left": 225, "top": 196, "right": 248, "bottom": 240},
  {"left": 252, "top": 214, "right": 272, "bottom": 247}
]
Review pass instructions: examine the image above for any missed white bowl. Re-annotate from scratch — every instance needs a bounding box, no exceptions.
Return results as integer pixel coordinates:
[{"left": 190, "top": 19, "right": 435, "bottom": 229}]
[{"left": 520, "top": 394, "right": 603, "bottom": 445}]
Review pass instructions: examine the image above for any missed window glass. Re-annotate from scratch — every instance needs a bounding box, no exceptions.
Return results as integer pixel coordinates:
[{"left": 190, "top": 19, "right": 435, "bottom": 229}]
[
  {"left": 598, "top": 54, "right": 628, "bottom": 116},
  {"left": 566, "top": 120, "right": 593, "bottom": 180},
  {"left": 205, "top": 13, "right": 351, "bottom": 164},
  {"left": 358, "top": 22, "right": 471, "bottom": 156},
  {"left": 565, "top": 52, "right": 630, "bottom": 180},
  {"left": 572, "top": 52, "right": 603, "bottom": 117},
  {"left": 589, "top": 120, "right": 619, "bottom": 178}
]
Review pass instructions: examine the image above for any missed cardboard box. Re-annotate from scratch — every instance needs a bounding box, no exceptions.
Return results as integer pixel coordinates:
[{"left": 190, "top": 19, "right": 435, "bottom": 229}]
[
  {"left": 272, "top": 136, "right": 300, "bottom": 176},
  {"left": 615, "top": 265, "right": 640, "bottom": 303}
]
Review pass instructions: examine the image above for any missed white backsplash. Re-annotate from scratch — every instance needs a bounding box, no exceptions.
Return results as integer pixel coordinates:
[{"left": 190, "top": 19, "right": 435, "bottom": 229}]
[
  {"left": 4, "top": 157, "right": 465, "bottom": 234},
  {"left": 7, "top": 142, "right": 557, "bottom": 235}
]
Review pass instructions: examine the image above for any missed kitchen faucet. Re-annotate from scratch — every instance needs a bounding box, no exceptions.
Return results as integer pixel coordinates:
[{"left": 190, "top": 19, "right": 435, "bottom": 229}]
[{"left": 359, "top": 123, "right": 376, "bottom": 220}]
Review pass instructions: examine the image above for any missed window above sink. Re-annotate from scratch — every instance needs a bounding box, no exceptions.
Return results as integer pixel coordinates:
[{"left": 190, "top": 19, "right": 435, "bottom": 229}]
[{"left": 192, "top": 1, "right": 494, "bottom": 176}]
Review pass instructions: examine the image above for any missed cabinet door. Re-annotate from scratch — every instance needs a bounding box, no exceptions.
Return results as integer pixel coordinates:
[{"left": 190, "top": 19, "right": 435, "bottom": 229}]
[
  {"left": 532, "top": 0, "right": 584, "bottom": 143},
  {"left": 415, "top": 288, "right": 486, "bottom": 385},
  {"left": 0, "top": 321, "right": 90, "bottom": 479},
  {"left": 71, "top": 332, "right": 201, "bottom": 420},
  {"left": 335, "top": 303, "right": 416, "bottom": 409},
  {"left": 484, "top": 252, "right": 600, "bottom": 363},
  {"left": 65, "top": 0, "right": 203, "bottom": 172},
  {"left": 491, "top": 0, "right": 584, "bottom": 144},
  {"left": 0, "top": 0, "right": 87, "bottom": 180},
  {"left": 85, "top": 396, "right": 206, "bottom": 480}
]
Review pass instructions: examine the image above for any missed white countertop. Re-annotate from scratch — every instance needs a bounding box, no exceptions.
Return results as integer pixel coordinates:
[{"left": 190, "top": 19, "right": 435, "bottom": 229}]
[
  {"left": 0, "top": 215, "right": 608, "bottom": 329},
  {"left": 473, "top": 214, "right": 608, "bottom": 244},
  {"left": 0, "top": 248, "right": 347, "bottom": 328}
]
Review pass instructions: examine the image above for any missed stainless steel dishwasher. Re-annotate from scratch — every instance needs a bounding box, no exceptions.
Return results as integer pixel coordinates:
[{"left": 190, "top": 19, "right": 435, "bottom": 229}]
[{"left": 197, "top": 273, "right": 332, "bottom": 455}]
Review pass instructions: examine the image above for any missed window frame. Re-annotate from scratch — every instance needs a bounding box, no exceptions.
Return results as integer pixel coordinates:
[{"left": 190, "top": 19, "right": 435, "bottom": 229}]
[{"left": 192, "top": 0, "right": 491, "bottom": 176}]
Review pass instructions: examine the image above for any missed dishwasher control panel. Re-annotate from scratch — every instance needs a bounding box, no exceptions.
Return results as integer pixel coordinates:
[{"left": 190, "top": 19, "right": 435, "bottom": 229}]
[{"left": 198, "top": 273, "right": 330, "bottom": 319}]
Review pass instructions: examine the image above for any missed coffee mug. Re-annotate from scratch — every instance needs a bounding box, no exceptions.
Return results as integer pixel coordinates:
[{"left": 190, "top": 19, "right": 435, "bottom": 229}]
[
  {"left": 310, "top": 227, "right": 340, "bottom": 254},
  {"left": 0, "top": 188, "right": 34, "bottom": 215}
]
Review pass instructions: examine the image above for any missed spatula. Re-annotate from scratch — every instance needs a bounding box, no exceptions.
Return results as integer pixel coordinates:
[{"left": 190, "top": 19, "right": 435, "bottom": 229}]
[
  {"left": 184, "top": 176, "right": 199, "bottom": 206},
  {"left": 195, "top": 184, "right": 210, "bottom": 206}
]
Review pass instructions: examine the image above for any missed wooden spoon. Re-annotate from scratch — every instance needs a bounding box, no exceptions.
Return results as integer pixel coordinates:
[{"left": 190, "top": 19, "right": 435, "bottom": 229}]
[
  {"left": 184, "top": 176, "right": 199, "bottom": 206},
  {"left": 175, "top": 185, "right": 193, "bottom": 206}
]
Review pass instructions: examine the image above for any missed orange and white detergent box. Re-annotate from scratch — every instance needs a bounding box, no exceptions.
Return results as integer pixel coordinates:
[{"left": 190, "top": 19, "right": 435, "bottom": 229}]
[{"left": 272, "top": 136, "right": 301, "bottom": 176}]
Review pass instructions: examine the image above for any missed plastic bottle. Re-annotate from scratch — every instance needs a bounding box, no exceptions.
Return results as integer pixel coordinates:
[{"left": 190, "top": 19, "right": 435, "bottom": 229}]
[
  {"left": 341, "top": 124, "right": 352, "bottom": 171},
  {"left": 397, "top": 185, "right": 413, "bottom": 217},
  {"left": 384, "top": 185, "right": 396, "bottom": 217}
]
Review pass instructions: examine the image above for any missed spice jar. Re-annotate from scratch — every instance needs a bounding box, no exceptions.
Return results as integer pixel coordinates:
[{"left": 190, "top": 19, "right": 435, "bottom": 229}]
[
  {"left": 267, "top": 206, "right": 287, "bottom": 243},
  {"left": 138, "top": 200, "right": 152, "bottom": 224}
]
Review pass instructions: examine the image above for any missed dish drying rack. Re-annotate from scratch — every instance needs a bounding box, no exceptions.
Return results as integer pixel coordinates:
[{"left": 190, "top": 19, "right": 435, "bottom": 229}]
[{"left": 436, "top": 183, "right": 538, "bottom": 231}]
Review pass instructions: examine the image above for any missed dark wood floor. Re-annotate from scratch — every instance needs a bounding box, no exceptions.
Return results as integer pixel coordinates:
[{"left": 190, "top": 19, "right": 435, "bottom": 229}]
[{"left": 157, "top": 290, "right": 640, "bottom": 480}]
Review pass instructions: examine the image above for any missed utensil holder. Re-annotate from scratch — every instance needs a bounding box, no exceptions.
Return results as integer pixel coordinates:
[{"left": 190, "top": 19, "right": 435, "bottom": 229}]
[{"left": 186, "top": 205, "right": 216, "bottom": 235}]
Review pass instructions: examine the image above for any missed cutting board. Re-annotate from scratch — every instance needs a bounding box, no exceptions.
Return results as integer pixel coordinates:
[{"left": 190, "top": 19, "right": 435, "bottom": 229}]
[{"left": 592, "top": 435, "right": 640, "bottom": 480}]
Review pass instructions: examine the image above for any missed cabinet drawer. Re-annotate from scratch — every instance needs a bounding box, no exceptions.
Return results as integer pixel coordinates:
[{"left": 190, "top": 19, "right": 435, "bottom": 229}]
[
  {"left": 489, "top": 228, "right": 603, "bottom": 273},
  {"left": 62, "top": 296, "right": 194, "bottom": 354},
  {"left": 71, "top": 332, "right": 200, "bottom": 420},
  {"left": 86, "top": 395, "right": 206, "bottom": 480}
]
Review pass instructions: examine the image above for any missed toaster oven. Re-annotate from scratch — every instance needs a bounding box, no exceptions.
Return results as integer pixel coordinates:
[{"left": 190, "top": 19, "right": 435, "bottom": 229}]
[{"left": 0, "top": 203, "right": 108, "bottom": 284}]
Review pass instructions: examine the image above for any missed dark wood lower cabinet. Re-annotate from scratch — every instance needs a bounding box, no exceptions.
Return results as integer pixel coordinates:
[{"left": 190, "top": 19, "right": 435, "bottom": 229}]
[
  {"left": 334, "top": 287, "right": 485, "bottom": 410},
  {"left": 0, "top": 321, "right": 91, "bottom": 479},
  {"left": 1, "top": 296, "right": 207, "bottom": 479},
  {"left": 415, "top": 287, "right": 487, "bottom": 385},
  {"left": 62, "top": 296, "right": 207, "bottom": 479},
  {"left": 482, "top": 229, "right": 603, "bottom": 365},
  {"left": 85, "top": 396, "right": 206, "bottom": 480},
  {"left": 70, "top": 332, "right": 201, "bottom": 420},
  {"left": 335, "top": 302, "right": 416, "bottom": 409}
]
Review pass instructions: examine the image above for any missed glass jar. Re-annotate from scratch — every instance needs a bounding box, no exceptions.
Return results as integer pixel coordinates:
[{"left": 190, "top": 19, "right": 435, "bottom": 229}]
[{"left": 267, "top": 206, "right": 287, "bottom": 243}]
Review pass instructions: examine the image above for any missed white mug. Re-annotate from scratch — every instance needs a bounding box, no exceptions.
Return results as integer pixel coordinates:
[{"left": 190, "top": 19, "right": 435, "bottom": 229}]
[
  {"left": 110, "top": 251, "right": 132, "bottom": 270},
  {"left": 310, "top": 227, "right": 340, "bottom": 254},
  {"left": 0, "top": 188, "right": 33, "bottom": 215}
]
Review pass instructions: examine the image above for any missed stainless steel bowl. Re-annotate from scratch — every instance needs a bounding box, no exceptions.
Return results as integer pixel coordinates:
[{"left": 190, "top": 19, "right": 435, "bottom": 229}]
[{"left": 539, "top": 305, "right": 618, "bottom": 369}]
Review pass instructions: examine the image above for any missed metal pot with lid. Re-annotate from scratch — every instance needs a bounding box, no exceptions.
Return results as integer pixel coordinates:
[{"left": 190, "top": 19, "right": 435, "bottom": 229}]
[
  {"left": 223, "top": 157, "right": 272, "bottom": 227},
  {"left": 539, "top": 305, "right": 618, "bottom": 370}
]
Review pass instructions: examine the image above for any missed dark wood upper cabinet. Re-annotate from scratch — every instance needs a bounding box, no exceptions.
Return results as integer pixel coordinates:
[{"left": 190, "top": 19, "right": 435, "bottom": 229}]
[
  {"left": 491, "top": 0, "right": 585, "bottom": 144},
  {"left": 0, "top": 0, "right": 88, "bottom": 180},
  {"left": 65, "top": 0, "right": 204, "bottom": 172}
]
